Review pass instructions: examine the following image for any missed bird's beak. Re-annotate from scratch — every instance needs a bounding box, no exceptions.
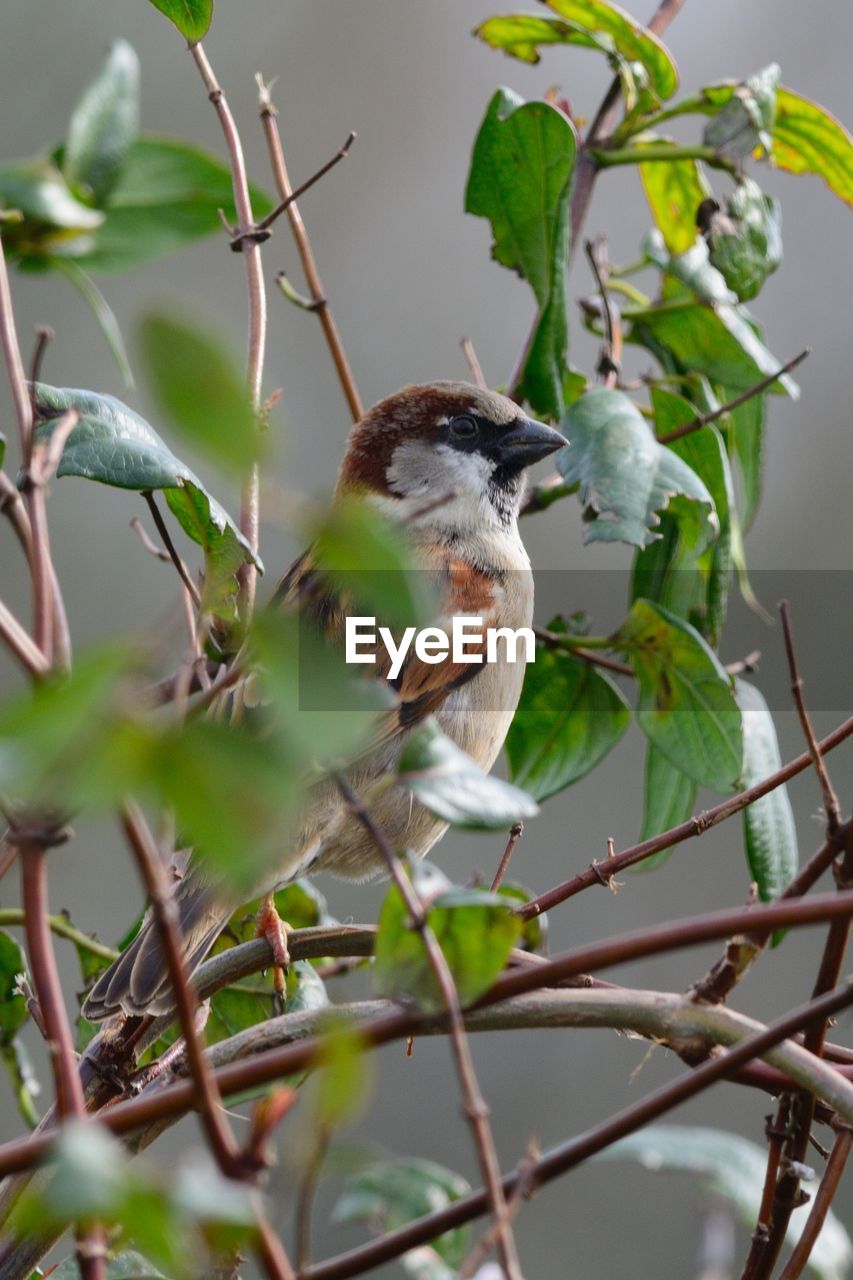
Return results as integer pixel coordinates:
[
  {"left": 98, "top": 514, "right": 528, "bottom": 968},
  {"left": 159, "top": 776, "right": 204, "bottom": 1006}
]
[{"left": 498, "top": 417, "right": 568, "bottom": 468}]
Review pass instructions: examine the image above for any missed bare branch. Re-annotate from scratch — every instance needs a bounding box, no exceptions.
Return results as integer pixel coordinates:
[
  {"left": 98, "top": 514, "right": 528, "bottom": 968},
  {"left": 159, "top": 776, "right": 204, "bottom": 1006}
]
[
  {"left": 520, "top": 717, "right": 853, "bottom": 918},
  {"left": 257, "top": 75, "right": 363, "bottom": 422},
  {"left": 334, "top": 774, "right": 523, "bottom": 1279},
  {"left": 777, "top": 1126, "right": 853, "bottom": 1280},
  {"left": 460, "top": 337, "right": 488, "bottom": 390},
  {"left": 190, "top": 42, "right": 266, "bottom": 616},
  {"left": 142, "top": 492, "right": 202, "bottom": 608},
  {"left": 779, "top": 599, "right": 841, "bottom": 832},
  {"left": 657, "top": 350, "right": 811, "bottom": 446}
]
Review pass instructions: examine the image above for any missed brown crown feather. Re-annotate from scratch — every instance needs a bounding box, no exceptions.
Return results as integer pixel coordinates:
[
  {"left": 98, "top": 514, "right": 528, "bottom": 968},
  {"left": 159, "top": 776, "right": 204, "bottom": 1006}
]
[{"left": 336, "top": 381, "right": 521, "bottom": 495}]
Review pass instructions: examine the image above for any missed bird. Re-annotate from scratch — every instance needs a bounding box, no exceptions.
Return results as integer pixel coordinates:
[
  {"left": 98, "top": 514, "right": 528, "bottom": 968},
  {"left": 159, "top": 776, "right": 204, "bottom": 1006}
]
[{"left": 82, "top": 381, "right": 567, "bottom": 1020}]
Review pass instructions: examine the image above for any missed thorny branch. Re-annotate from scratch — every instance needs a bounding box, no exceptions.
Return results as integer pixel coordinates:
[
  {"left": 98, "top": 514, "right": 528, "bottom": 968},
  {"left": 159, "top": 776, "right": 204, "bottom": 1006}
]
[{"left": 334, "top": 774, "right": 523, "bottom": 1280}]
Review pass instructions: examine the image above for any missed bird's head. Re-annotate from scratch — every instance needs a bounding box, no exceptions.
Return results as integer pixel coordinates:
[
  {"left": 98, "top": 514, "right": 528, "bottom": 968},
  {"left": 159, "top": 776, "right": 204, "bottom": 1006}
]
[{"left": 336, "top": 381, "right": 567, "bottom": 531}]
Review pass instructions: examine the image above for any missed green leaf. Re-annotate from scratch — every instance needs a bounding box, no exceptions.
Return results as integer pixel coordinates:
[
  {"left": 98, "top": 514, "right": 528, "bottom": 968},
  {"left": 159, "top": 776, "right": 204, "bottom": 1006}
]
[
  {"left": 736, "top": 679, "right": 798, "bottom": 932},
  {"left": 496, "top": 882, "right": 548, "bottom": 954},
  {"left": 0, "top": 931, "right": 28, "bottom": 1046},
  {"left": 148, "top": 718, "right": 304, "bottom": 894},
  {"left": 0, "top": 644, "right": 141, "bottom": 812},
  {"left": 146, "top": 0, "right": 213, "bottom": 42},
  {"left": 616, "top": 599, "right": 742, "bottom": 792},
  {"left": 474, "top": 13, "right": 610, "bottom": 63},
  {"left": 629, "top": 289, "right": 799, "bottom": 398},
  {"left": 15, "top": 1122, "right": 253, "bottom": 1275},
  {"left": 704, "top": 178, "right": 783, "bottom": 302},
  {"left": 600, "top": 1125, "right": 852, "bottom": 1280},
  {"left": 374, "top": 863, "right": 521, "bottom": 1011},
  {"left": 543, "top": 0, "right": 677, "bottom": 99},
  {"left": 47, "top": 137, "right": 272, "bottom": 275},
  {"left": 556, "top": 387, "right": 717, "bottom": 550},
  {"left": 638, "top": 139, "right": 711, "bottom": 256},
  {"left": 333, "top": 1156, "right": 471, "bottom": 1270},
  {"left": 0, "top": 159, "right": 104, "bottom": 243},
  {"left": 637, "top": 745, "right": 696, "bottom": 854},
  {"left": 466, "top": 88, "right": 576, "bottom": 418},
  {"left": 139, "top": 312, "right": 259, "bottom": 473},
  {"left": 474, "top": 4, "right": 678, "bottom": 103},
  {"left": 506, "top": 642, "right": 630, "bottom": 801},
  {"left": 703, "top": 64, "right": 778, "bottom": 159},
  {"left": 32, "top": 384, "right": 261, "bottom": 620},
  {"left": 632, "top": 394, "right": 733, "bottom": 645},
  {"left": 397, "top": 721, "right": 539, "bottom": 830},
  {"left": 541, "top": 0, "right": 678, "bottom": 99},
  {"left": 310, "top": 496, "right": 437, "bottom": 631},
  {"left": 63, "top": 40, "right": 140, "bottom": 205},
  {"left": 771, "top": 86, "right": 853, "bottom": 206},
  {"left": 315, "top": 1021, "right": 370, "bottom": 1128},
  {"left": 53, "top": 258, "right": 135, "bottom": 389}
]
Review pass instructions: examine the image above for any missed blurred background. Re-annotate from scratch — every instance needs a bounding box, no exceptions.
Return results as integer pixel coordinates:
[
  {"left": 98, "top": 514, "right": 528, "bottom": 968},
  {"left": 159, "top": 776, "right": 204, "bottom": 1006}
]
[{"left": 1, "top": 1, "right": 851, "bottom": 1275}]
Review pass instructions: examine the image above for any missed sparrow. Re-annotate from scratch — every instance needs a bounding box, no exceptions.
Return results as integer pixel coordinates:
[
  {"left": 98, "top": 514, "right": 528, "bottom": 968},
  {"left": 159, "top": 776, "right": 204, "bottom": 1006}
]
[{"left": 83, "top": 382, "right": 566, "bottom": 1020}]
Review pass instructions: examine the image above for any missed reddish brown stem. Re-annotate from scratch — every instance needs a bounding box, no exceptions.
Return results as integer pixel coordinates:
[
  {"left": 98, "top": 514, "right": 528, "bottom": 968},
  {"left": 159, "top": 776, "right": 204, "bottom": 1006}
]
[
  {"left": 520, "top": 717, "right": 853, "bottom": 918},
  {"left": 257, "top": 77, "right": 363, "bottom": 423},
  {"left": 335, "top": 775, "right": 523, "bottom": 1280},
  {"left": 20, "top": 841, "right": 106, "bottom": 1279},
  {"left": 779, "top": 600, "right": 841, "bottom": 832},
  {"left": 120, "top": 803, "right": 296, "bottom": 1280},
  {"left": 777, "top": 1126, "right": 853, "bottom": 1280}
]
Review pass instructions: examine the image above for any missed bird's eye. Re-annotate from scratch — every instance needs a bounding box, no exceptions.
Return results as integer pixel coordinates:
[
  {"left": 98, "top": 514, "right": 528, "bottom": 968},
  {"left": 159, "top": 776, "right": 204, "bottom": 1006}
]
[{"left": 449, "top": 414, "right": 478, "bottom": 439}]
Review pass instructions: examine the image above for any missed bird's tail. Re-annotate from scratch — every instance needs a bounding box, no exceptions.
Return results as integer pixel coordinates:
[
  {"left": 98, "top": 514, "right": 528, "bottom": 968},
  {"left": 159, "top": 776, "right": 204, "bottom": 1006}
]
[{"left": 82, "top": 878, "right": 232, "bottom": 1021}]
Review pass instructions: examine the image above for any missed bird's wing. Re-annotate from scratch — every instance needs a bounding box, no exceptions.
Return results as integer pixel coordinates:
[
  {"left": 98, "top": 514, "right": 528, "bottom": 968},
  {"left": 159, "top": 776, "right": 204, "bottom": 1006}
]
[{"left": 273, "top": 548, "right": 501, "bottom": 758}]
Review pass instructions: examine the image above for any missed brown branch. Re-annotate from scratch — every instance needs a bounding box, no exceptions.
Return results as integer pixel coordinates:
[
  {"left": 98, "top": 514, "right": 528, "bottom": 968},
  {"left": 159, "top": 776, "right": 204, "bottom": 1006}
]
[
  {"left": 657, "top": 350, "right": 811, "bottom": 446},
  {"left": 18, "top": 837, "right": 106, "bottom": 1279},
  {"left": 585, "top": 236, "right": 621, "bottom": 386},
  {"left": 519, "top": 716, "right": 853, "bottom": 918},
  {"left": 119, "top": 803, "right": 296, "bottom": 1280},
  {"left": 253, "top": 133, "right": 355, "bottom": 236},
  {"left": 776, "top": 1125, "right": 853, "bottom": 1280},
  {"left": 4, "top": 890, "right": 853, "bottom": 1192},
  {"left": 142, "top": 492, "right": 202, "bottom": 608},
  {"left": 490, "top": 823, "right": 524, "bottom": 892},
  {"left": 0, "top": 598, "right": 50, "bottom": 677},
  {"left": 334, "top": 774, "right": 523, "bottom": 1280},
  {"left": 302, "top": 979, "right": 853, "bottom": 1280},
  {"left": 257, "top": 76, "right": 363, "bottom": 423},
  {"left": 190, "top": 43, "right": 266, "bottom": 616},
  {"left": 779, "top": 600, "right": 841, "bottom": 833},
  {"left": 534, "top": 626, "right": 633, "bottom": 677}
]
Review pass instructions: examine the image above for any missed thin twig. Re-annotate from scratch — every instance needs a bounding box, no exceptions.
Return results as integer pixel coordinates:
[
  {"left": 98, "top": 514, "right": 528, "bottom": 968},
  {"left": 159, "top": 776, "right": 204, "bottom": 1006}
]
[
  {"left": 190, "top": 43, "right": 266, "bottom": 616},
  {"left": 657, "top": 350, "right": 811, "bottom": 445},
  {"left": 777, "top": 1126, "right": 853, "bottom": 1280},
  {"left": 0, "top": 908, "right": 118, "bottom": 962},
  {"left": 0, "top": 597, "right": 50, "bottom": 677},
  {"left": 142, "top": 492, "right": 202, "bottom": 608},
  {"left": 779, "top": 600, "right": 841, "bottom": 832},
  {"left": 519, "top": 716, "right": 853, "bottom": 918},
  {"left": 18, "top": 837, "right": 106, "bottom": 1279},
  {"left": 584, "top": 236, "right": 621, "bottom": 386},
  {"left": 119, "top": 802, "right": 297, "bottom": 1280},
  {"left": 294, "top": 1124, "right": 330, "bottom": 1271},
  {"left": 28, "top": 326, "right": 53, "bottom": 401},
  {"left": 534, "top": 626, "right": 633, "bottom": 677},
  {"left": 461, "top": 338, "right": 487, "bottom": 390},
  {"left": 253, "top": 133, "right": 355, "bottom": 236},
  {"left": 334, "top": 774, "right": 524, "bottom": 1280},
  {"left": 257, "top": 75, "right": 363, "bottom": 422},
  {"left": 490, "top": 823, "right": 524, "bottom": 892}
]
